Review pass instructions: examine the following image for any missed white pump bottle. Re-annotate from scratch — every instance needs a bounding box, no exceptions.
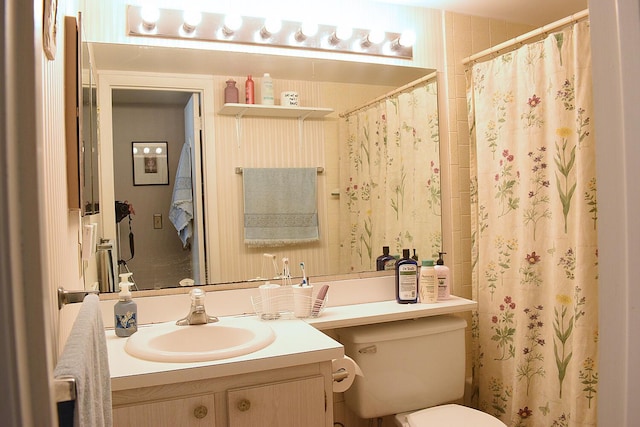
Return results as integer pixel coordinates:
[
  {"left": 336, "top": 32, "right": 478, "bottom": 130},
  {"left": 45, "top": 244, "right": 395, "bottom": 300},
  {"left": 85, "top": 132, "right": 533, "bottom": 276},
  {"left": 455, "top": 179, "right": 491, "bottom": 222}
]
[{"left": 114, "top": 273, "right": 137, "bottom": 337}]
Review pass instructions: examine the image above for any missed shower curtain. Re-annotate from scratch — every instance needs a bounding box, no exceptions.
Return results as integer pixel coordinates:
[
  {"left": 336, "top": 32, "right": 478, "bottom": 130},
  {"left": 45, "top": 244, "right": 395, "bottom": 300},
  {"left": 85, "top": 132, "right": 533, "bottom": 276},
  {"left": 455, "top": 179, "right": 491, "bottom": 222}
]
[
  {"left": 467, "top": 20, "right": 598, "bottom": 426},
  {"left": 339, "top": 80, "right": 441, "bottom": 272}
]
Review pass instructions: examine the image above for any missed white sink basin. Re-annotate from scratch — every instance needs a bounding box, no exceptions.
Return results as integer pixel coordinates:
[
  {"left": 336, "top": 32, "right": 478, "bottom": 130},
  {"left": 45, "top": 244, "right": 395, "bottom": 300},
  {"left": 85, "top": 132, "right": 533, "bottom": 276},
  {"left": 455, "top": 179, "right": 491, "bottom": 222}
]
[{"left": 125, "top": 317, "right": 276, "bottom": 363}]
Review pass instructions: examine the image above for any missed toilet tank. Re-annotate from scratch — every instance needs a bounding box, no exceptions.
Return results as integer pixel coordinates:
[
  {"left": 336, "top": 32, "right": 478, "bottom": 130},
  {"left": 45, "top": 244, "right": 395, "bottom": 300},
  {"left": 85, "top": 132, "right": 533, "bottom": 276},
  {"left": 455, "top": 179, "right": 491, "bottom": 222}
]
[{"left": 338, "top": 315, "right": 467, "bottom": 419}]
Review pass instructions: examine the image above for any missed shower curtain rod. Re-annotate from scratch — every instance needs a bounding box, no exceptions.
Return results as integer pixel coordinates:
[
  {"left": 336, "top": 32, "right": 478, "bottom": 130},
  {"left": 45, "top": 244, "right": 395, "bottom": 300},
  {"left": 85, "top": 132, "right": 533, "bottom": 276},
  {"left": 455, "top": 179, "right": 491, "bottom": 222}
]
[
  {"left": 339, "top": 71, "right": 437, "bottom": 118},
  {"left": 462, "top": 9, "right": 589, "bottom": 65}
]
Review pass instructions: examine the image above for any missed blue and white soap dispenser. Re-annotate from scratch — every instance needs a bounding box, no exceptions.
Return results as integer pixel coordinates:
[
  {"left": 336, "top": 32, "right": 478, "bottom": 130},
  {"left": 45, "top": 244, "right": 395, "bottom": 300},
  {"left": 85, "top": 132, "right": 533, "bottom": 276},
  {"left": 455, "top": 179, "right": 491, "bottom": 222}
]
[{"left": 114, "top": 272, "right": 137, "bottom": 337}]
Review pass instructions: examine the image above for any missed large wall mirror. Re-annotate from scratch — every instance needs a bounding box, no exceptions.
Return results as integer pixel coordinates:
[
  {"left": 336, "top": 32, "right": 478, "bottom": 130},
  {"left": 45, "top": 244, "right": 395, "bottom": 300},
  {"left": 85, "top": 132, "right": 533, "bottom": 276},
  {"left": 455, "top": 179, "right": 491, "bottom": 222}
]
[{"left": 92, "top": 42, "right": 443, "bottom": 292}]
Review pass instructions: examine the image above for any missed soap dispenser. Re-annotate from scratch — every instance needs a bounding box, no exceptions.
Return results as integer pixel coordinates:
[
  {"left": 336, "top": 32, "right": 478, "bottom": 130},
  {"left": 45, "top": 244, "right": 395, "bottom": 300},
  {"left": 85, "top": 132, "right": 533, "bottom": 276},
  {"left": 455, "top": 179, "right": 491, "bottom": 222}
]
[{"left": 114, "top": 273, "right": 137, "bottom": 337}]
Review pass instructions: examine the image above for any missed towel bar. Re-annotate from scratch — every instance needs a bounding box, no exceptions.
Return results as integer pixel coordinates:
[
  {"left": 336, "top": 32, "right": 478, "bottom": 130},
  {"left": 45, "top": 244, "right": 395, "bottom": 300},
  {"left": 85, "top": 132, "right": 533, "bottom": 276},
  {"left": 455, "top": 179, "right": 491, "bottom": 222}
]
[
  {"left": 235, "top": 166, "right": 324, "bottom": 174},
  {"left": 57, "top": 287, "right": 99, "bottom": 309},
  {"left": 54, "top": 376, "right": 76, "bottom": 403}
]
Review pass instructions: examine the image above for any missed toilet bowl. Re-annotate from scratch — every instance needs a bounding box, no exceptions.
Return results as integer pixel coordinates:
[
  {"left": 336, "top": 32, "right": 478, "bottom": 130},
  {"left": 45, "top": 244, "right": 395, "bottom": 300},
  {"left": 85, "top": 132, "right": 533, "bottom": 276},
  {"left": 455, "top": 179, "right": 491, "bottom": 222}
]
[
  {"left": 395, "top": 404, "right": 506, "bottom": 427},
  {"left": 338, "top": 315, "right": 505, "bottom": 426}
]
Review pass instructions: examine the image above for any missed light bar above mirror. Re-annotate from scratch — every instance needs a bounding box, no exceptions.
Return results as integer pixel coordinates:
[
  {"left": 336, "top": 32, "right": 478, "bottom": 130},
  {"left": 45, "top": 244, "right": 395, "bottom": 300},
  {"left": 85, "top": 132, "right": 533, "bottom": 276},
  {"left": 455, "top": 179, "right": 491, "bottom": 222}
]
[{"left": 127, "top": 5, "right": 414, "bottom": 60}]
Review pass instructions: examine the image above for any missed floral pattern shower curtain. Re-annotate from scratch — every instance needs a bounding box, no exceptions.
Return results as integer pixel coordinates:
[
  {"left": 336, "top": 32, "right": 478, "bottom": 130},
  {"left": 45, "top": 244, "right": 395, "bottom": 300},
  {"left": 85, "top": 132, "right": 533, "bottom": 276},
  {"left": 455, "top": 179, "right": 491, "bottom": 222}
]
[
  {"left": 340, "top": 80, "right": 441, "bottom": 272},
  {"left": 467, "top": 21, "right": 598, "bottom": 426}
]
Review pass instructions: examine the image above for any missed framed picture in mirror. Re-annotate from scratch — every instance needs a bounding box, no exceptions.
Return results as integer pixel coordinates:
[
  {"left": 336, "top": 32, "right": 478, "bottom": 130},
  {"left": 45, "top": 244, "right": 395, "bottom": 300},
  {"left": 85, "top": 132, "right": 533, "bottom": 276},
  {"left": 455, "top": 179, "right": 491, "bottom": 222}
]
[{"left": 132, "top": 141, "right": 169, "bottom": 186}]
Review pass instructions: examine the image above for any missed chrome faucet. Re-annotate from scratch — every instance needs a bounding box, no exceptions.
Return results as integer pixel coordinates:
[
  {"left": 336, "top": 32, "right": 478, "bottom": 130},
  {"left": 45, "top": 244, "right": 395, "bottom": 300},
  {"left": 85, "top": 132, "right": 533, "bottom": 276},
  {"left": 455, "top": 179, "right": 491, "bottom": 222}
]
[{"left": 176, "top": 288, "right": 219, "bottom": 326}]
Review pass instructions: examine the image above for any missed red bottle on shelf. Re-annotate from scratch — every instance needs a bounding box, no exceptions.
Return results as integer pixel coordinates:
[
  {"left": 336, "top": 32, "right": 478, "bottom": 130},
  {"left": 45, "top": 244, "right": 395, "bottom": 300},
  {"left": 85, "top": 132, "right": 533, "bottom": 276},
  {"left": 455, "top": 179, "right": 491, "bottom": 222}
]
[{"left": 245, "top": 75, "right": 255, "bottom": 104}]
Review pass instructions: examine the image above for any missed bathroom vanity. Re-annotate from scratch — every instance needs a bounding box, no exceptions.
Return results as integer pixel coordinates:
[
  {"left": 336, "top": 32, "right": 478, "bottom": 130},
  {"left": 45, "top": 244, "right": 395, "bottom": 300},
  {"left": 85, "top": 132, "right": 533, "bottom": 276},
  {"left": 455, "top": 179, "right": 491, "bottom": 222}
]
[
  {"left": 105, "top": 291, "right": 476, "bottom": 427},
  {"left": 108, "top": 320, "right": 342, "bottom": 426}
]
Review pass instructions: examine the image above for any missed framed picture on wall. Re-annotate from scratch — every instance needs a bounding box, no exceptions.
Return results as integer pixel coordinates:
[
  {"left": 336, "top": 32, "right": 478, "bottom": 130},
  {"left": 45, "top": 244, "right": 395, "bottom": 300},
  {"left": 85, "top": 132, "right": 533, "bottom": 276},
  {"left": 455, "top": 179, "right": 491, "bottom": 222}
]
[{"left": 132, "top": 141, "right": 169, "bottom": 186}]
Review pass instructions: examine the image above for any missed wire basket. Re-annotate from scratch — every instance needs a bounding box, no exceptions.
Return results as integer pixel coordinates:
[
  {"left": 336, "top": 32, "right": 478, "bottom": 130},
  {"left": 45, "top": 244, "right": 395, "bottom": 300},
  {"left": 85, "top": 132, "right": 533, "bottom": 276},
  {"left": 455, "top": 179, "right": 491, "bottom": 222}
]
[{"left": 251, "top": 286, "right": 327, "bottom": 320}]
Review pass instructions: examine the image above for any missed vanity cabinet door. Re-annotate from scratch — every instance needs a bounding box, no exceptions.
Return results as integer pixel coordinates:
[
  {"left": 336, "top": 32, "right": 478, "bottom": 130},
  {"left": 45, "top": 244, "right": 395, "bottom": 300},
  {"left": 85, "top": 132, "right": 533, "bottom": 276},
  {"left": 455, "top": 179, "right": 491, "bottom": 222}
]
[
  {"left": 112, "top": 394, "right": 216, "bottom": 427},
  {"left": 227, "top": 375, "right": 325, "bottom": 427}
]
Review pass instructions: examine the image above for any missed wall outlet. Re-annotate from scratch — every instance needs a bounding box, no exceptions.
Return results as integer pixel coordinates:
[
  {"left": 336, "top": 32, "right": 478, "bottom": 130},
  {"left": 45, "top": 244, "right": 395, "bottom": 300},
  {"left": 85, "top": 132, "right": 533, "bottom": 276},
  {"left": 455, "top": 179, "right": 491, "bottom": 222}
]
[{"left": 153, "top": 214, "right": 162, "bottom": 229}]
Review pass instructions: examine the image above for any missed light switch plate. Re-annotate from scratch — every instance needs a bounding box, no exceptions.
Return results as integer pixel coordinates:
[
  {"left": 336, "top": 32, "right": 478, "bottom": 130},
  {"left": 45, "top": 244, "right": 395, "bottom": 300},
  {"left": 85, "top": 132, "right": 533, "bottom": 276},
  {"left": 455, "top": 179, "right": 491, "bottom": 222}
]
[{"left": 153, "top": 214, "right": 162, "bottom": 229}]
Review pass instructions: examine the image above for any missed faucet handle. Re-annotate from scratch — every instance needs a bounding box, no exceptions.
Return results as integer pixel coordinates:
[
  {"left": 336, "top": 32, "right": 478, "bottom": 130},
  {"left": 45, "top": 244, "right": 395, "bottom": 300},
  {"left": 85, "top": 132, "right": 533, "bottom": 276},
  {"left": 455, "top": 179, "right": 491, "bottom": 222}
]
[{"left": 190, "top": 288, "right": 206, "bottom": 303}]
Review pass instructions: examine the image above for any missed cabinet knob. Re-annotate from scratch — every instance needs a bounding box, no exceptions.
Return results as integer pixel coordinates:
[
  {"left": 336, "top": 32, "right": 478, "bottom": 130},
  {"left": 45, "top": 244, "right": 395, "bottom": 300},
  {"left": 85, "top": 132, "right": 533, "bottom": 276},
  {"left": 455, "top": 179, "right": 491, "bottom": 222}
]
[
  {"left": 193, "top": 405, "right": 208, "bottom": 419},
  {"left": 237, "top": 398, "right": 251, "bottom": 412}
]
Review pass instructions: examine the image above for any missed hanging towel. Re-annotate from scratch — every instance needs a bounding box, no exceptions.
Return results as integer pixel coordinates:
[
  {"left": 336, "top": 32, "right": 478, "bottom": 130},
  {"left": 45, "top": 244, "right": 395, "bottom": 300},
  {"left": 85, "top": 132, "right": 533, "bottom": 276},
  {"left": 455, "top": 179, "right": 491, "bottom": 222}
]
[
  {"left": 243, "top": 167, "right": 319, "bottom": 246},
  {"left": 54, "top": 294, "right": 112, "bottom": 427},
  {"left": 169, "top": 142, "right": 193, "bottom": 247}
]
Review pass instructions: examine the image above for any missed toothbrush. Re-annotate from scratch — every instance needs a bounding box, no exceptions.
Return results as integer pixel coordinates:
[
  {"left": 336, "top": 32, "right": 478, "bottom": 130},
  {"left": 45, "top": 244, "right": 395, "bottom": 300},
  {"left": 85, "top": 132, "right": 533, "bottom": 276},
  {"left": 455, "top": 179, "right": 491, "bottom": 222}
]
[
  {"left": 300, "top": 262, "right": 308, "bottom": 286},
  {"left": 263, "top": 253, "right": 279, "bottom": 278}
]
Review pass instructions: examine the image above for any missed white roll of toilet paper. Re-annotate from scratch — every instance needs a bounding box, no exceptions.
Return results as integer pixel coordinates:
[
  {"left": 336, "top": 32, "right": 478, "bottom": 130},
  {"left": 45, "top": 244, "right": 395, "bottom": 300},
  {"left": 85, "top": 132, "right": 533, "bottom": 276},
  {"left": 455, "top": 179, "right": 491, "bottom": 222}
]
[{"left": 331, "top": 355, "right": 363, "bottom": 393}]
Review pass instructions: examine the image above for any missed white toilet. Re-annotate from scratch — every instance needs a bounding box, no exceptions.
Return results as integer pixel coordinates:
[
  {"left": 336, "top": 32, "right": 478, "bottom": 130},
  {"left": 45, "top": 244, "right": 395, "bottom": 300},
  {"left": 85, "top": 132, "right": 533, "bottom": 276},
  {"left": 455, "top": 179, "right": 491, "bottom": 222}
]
[{"left": 338, "top": 315, "right": 506, "bottom": 427}]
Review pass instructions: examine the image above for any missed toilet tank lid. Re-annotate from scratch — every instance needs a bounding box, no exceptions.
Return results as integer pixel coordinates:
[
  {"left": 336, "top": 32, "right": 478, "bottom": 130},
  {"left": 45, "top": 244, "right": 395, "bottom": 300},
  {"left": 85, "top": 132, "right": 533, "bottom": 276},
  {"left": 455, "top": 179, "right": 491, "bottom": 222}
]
[{"left": 338, "top": 315, "right": 467, "bottom": 344}]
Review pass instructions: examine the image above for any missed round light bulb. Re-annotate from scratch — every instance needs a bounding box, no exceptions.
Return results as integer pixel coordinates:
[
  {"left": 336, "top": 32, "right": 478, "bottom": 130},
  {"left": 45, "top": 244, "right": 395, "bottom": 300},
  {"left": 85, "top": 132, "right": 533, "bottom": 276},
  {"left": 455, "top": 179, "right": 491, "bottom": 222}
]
[
  {"left": 335, "top": 26, "right": 353, "bottom": 41},
  {"left": 143, "top": 147, "right": 150, "bottom": 154},
  {"left": 399, "top": 29, "right": 416, "bottom": 47},
  {"left": 264, "top": 17, "right": 282, "bottom": 35},
  {"left": 367, "top": 29, "right": 386, "bottom": 45},
  {"left": 155, "top": 147, "right": 163, "bottom": 154},
  {"left": 140, "top": 6, "right": 160, "bottom": 28},
  {"left": 183, "top": 10, "right": 202, "bottom": 29},
  {"left": 300, "top": 22, "right": 318, "bottom": 38},
  {"left": 224, "top": 15, "right": 243, "bottom": 32}
]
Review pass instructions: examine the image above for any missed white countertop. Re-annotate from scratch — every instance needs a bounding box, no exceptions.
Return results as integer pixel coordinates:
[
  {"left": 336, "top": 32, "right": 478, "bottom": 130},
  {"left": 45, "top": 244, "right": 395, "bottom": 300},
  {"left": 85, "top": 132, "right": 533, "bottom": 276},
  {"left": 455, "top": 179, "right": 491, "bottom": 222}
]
[
  {"left": 306, "top": 296, "right": 477, "bottom": 330},
  {"left": 106, "top": 296, "right": 477, "bottom": 392},
  {"left": 108, "top": 318, "right": 343, "bottom": 391}
]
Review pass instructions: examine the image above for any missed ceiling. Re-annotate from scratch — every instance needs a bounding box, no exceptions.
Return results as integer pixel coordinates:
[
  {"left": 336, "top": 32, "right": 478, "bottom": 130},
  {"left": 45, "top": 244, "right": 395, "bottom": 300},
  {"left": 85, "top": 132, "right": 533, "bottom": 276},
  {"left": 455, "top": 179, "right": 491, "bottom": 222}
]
[{"left": 378, "top": 0, "right": 588, "bottom": 27}]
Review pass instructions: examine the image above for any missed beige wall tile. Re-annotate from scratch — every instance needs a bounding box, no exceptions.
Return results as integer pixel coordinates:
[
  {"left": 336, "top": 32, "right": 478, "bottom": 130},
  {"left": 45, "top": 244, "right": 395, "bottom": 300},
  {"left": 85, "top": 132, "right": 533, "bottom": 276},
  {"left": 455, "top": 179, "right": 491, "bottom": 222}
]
[{"left": 471, "top": 16, "right": 492, "bottom": 53}]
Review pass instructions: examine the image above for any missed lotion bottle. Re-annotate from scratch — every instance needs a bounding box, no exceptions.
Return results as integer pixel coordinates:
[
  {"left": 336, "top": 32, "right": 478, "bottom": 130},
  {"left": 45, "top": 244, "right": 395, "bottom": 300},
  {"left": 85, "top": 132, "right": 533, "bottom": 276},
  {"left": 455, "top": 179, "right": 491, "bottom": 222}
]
[
  {"left": 418, "top": 259, "right": 437, "bottom": 303},
  {"left": 114, "top": 273, "right": 137, "bottom": 337},
  {"left": 395, "top": 249, "right": 418, "bottom": 304},
  {"left": 261, "top": 73, "right": 274, "bottom": 105},
  {"left": 435, "top": 252, "right": 451, "bottom": 300}
]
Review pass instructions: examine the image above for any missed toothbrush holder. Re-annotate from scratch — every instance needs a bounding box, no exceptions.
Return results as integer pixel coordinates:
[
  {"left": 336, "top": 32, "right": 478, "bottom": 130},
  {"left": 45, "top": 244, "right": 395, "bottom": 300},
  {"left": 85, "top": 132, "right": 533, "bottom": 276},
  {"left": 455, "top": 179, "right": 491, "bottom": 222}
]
[{"left": 292, "top": 284, "right": 314, "bottom": 318}]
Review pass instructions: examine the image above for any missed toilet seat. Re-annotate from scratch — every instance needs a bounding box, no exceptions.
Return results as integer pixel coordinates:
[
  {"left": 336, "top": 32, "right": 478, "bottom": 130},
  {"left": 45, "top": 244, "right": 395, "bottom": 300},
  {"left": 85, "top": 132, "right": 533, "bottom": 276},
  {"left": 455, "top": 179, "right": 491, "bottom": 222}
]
[{"left": 395, "top": 404, "right": 507, "bottom": 427}]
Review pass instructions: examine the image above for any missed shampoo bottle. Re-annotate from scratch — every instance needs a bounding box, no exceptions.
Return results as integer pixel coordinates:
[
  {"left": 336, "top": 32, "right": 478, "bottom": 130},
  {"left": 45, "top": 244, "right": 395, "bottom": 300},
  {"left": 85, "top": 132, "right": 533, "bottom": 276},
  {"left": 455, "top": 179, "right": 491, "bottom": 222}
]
[
  {"left": 435, "top": 252, "right": 451, "bottom": 300},
  {"left": 376, "top": 246, "right": 394, "bottom": 271},
  {"left": 261, "top": 73, "right": 274, "bottom": 105},
  {"left": 114, "top": 273, "right": 137, "bottom": 337},
  {"left": 245, "top": 75, "right": 255, "bottom": 104},
  {"left": 395, "top": 249, "right": 418, "bottom": 304},
  {"left": 418, "top": 259, "right": 437, "bottom": 303}
]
